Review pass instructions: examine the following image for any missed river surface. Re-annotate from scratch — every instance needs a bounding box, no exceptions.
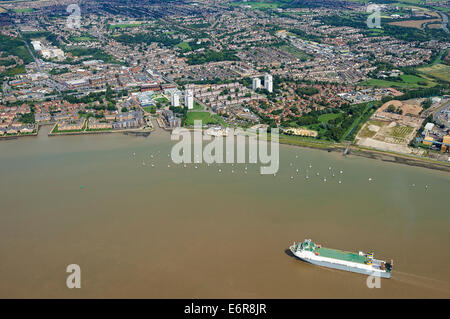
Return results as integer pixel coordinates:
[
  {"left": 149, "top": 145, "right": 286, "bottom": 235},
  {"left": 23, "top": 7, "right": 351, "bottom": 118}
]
[{"left": 1, "top": 126, "right": 450, "bottom": 298}]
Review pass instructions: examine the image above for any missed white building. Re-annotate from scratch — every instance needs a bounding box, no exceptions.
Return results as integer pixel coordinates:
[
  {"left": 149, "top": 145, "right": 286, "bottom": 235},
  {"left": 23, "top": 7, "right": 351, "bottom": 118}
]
[
  {"left": 252, "top": 77, "right": 261, "bottom": 91},
  {"left": 424, "top": 122, "right": 435, "bottom": 132},
  {"left": 184, "top": 89, "right": 194, "bottom": 110},
  {"left": 137, "top": 91, "right": 154, "bottom": 107},
  {"left": 31, "top": 40, "right": 43, "bottom": 51},
  {"left": 171, "top": 91, "right": 180, "bottom": 107},
  {"left": 264, "top": 74, "right": 273, "bottom": 93},
  {"left": 41, "top": 48, "right": 65, "bottom": 61}
]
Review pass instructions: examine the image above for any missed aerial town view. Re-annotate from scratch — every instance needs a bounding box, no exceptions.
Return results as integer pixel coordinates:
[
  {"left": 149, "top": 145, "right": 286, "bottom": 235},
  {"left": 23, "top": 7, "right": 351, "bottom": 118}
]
[{"left": 0, "top": 0, "right": 449, "bottom": 307}]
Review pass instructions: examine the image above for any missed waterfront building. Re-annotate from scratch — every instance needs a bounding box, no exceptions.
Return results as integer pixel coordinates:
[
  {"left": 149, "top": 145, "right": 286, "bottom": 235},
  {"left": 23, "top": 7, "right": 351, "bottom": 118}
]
[{"left": 161, "top": 109, "right": 181, "bottom": 128}]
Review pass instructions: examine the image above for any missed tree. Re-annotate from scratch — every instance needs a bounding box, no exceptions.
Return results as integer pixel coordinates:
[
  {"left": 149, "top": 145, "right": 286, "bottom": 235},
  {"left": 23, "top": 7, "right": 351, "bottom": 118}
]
[{"left": 387, "top": 105, "right": 396, "bottom": 113}]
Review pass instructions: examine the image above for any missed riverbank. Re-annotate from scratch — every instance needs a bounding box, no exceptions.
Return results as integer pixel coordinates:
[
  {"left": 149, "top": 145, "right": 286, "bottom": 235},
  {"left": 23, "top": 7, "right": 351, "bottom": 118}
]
[
  {"left": 47, "top": 120, "right": 154, "bottom": 137},
  {"left": 48, "top": 127, "right": 153, "bottom": 137},
  {"left": 276, "top": 134, "right": 450, "bottom": 173}
]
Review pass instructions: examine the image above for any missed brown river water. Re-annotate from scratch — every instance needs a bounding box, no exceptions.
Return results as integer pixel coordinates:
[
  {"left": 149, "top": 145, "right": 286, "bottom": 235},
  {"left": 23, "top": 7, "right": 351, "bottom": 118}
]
[{"left": 0, "top": 125, "right": 449, "bottom": 298}]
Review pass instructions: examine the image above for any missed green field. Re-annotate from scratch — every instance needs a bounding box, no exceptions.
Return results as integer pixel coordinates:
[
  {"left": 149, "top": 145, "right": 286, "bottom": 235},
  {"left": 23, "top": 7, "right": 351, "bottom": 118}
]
[
  {"left": 0, "top": 64, "right": 25, "bottom": 77},
  {"left": 70, "top": 36, "right": 97, "bottom": 42},
  {"left": 229, "top": 1, "right": 280, "bottom": 9},
  {"left": 277, "top": 134, "right": 335, "bottom": 149},
  {"left": 361, "top": 74, "right": 435, "bottom": 88},
  {"left": 154, "top": 96, "right": 169, "bottom": 104},
  {"left": 318, "top": 113, "right": 341, "bottom": 123},
  {"left": 142, "top": 106, "right": 156, "bottom": 113},
  {"left": 193, "top": 101, "right": 204, "bottom": 110},
  {"left": 418, "top": 63, "right": 450, "bottom": 83},
  {"left": 185, "top": 112, "right": 219, "bottom": 126},
  {"left": 212, "top": 114, "right": 228, "bottom": 127},
  {"left": 279, "top": 45, "right": 312, "bottom": 61},
  {"left": 13, "top": 8, "right": 34, "bottom": 13},
  {"left": 177, "top": 42, "right": 191, "bottom": 51},
  {"left": 108, "top": 23, "right": 142, "bottom": 30}
]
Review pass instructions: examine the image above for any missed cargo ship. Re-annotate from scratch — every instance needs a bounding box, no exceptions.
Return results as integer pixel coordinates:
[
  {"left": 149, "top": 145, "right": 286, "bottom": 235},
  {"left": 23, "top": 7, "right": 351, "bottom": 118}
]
[{"left": 289, "top": 239, "right": 392, "bottom": 278}]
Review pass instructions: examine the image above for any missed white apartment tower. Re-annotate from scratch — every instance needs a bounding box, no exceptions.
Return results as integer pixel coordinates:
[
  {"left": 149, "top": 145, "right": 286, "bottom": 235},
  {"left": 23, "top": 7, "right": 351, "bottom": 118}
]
[
  {"left": 264, "top": 74, "right": 273, "bottom": 93},
  {"left": 184, "top": 89, "right": 194, "bottom": 110},
  {"left": 171, "top": 91, "right": 180, "bottom": 107},
  {"left": 252, "top": 77, "right": 261, "bottom": 91}
]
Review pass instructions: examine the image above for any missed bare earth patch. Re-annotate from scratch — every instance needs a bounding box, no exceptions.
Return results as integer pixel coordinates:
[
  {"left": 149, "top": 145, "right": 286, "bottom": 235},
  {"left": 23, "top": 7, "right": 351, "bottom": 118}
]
[{"left": 355, "top": 99, "right": 426, "bottom": 154}]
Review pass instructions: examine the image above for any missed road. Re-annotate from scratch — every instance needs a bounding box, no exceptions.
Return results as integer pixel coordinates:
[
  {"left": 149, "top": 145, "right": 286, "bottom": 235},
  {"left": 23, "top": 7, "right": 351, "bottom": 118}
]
[
  {"left": 433, "top": 100, "right": 450, "bottom": 129},
  {"left": 15, "top": 27, "right": 66, "bottom": 93}
]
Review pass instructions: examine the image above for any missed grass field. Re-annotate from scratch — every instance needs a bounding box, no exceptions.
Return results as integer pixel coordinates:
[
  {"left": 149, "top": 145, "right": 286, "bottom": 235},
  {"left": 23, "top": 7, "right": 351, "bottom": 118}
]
[
  {"left": 185, "top": 112, "right": 219, "bottom": 126},
  {"left": 70, "top": 36, "right": 97, "bottom": 42},
  {"left": 279, "top": 45, "right": 312, "bottom": 61},
  {"left": 388, "top": 18, "right": 439, "bottom": 30},
  {"left": 361, "top": 74, "right": 435, "bottom": 88},
  {"left": 13, "top": 8, "right": 34, "bottom": 13},
  {"left": 277, "top": 134, "right": 335, "bottom": 149},
  {"left": 108, "top": 22, "right": 143, "bottom": 30},
  {"left": 193, "top": 101, "right": 203, "bottom": 110},
  {"left": 318, "top": 113, "right": 341, "bottom": 123},
  {"left": 177, "top": 42, "right": 191, "bottom": 51},
  {"left": 142, "top": 106, "right": 155, "bottom": 113},
  {"left": 418, "top": 63, "right": 450, "bottom": 83},
  {"left": 228, "top": 1, "right": 282, "bottom": 9},
  {"left": 154, "top": 96, "right": 169, "bottom": 104},
  {"left": 0, "top": 64, "right": 26, "bottom": 77}
]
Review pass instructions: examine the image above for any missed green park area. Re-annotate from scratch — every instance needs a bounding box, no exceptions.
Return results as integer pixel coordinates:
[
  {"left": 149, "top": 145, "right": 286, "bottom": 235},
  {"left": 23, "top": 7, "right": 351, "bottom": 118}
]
[
  {"left": 70, "top": 35, "right": 97, "bottom": 42},
  {"left": 0, "top": 64, "right": 26, "bottom": 77},
  {"left": 318, "top": 113, "right": 341, "bottom": 123},
  {"left": 108, "top": 22, "right": 143, "bottom": 30},
  {"left": 154, "top": 96, "right": 169, "bottom": 104},
  {"left": 142, "top": 106, "right": 156, "bottom": 114},
  {"left": 184, "top": 112, "right": 226, "bottom": 127},
  {"left": 229, "top": 1, "right": 280, "bottom": 9},
  {"left": 177, "top": 42, "right": 191, "bottom": 51},
  {"left": 13, "top": 8, "right": 34, "bottom": 13},
  {"left": 193, "top": 101, "right": 203, "bottom": 110},
  {"left": 361, "top": 74, "right": 436, "bottom": 88},
  {"left": 279, "top": 45, "right": 312, "bottom": 61}
]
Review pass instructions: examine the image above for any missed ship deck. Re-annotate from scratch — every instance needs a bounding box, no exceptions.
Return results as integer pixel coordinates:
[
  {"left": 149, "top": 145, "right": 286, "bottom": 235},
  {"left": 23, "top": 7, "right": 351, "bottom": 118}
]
[{"left": 315, "top": 247, "right": 368, "bottom": 264}]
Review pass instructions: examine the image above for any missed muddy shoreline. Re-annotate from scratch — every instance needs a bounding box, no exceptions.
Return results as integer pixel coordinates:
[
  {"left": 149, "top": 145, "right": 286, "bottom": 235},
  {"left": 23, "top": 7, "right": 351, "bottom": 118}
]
[{"left": 280, "top": 140, "right": 450, "bottom": 173}]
